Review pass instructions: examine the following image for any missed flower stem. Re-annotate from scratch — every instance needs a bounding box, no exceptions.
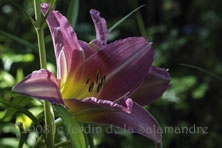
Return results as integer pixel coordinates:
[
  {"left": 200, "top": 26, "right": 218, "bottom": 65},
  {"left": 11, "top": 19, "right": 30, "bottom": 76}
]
[
  {"left": 34, "top": 0, "right": 55, "bottom": 147},
  {"left": 36, "top": 27, "right": 47, "bottom": 68}
]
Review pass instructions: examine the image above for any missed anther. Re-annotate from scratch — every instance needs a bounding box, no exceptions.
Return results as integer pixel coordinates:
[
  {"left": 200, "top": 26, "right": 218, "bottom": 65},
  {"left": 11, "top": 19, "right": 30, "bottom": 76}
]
[
  {"left": 88, "top": 82, "right": 94, "bottom": 92},
  {"left": 97, "top": 83, "right": 103, "bottom": 93},
  {"left": 101, "top": 75, "right": 106, "bottom": 84},
  {"left": 96, "top": 70, "right": 101, "bottom": 83},
  {"left": 85, "top": 78, "right": 90, "bottom": 84}
]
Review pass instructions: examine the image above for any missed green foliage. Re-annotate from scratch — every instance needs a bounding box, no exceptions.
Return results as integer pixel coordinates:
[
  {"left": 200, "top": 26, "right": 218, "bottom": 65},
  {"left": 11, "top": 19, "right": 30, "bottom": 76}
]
[
  {"left": 67, "top": 0, "right": 79, "bottom": 29},
  {"left": 54, "top": 105, "right": 87, "bottom": 148}
]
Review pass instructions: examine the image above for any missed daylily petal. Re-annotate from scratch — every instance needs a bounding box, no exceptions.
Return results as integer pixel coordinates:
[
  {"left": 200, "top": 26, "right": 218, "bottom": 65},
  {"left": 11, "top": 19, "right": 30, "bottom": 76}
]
[
  {"left": 63, "top": 97, "right": 161, "bottom": 142},
  {"left": 78, "top": 40, "right": 95, "bottom": 58},
  {"left": 81, "top": 37, "right": 154, "bottom": 101},
  {"left": 40, "top": 3, "right": 84, "bottom": 82},
  {"left": 132, "top": 66, "right": 171, "bottom": 106},
  {"left": 90, "top": 9, "right": 108, "bottom": 46},
  {"left": 13, "top": 69, "right": 63, "bottom": 104}
]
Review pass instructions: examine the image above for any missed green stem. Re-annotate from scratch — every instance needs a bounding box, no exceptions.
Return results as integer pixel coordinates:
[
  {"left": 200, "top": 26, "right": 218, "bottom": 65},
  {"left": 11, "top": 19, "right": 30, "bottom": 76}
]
[
  {"left": 36, "top": 28, "right": 47, "bottom": 68},
  {"left": 17, "top": 122, "right": 28, "bottom": 148},
  {"left": 34, "top": 0, "right": 55, "bottom": 147}
]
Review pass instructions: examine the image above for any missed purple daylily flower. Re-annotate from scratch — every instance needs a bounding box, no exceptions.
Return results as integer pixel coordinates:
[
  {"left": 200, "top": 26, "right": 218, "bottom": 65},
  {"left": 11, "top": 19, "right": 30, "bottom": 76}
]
[{"left": 13, "top": 3, "right": 170, "bottom": 143}]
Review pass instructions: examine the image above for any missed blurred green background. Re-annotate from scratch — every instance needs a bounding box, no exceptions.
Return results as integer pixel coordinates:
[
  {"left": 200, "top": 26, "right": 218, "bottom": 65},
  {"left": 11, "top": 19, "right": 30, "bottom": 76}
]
[{"left": 0, "top": 0, "right": 222, "bottom": 147}]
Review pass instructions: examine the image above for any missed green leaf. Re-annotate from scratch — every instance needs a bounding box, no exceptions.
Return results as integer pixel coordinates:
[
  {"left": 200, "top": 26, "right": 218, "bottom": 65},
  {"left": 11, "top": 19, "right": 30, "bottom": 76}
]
[
  {"left": 108, "top": 4, "right": 145, "bottom": 33},
  {"left": 0, "top": 138, "right": 20, "bottom": 148},
  {"left": 67, "top": 0, "right": 79, "bottom": 29},
  {"left": 0, "top": 98, "right": 39, "bottom": 124},
  {"left": 41, "top": 0, "right": 57, "bottom": 28},
  {"left": 0, "top": 71, "right": 15, "bottom": 88},
  {"left": 180, "top": 64, "right": 222, "bottom": 80},
  {"left": 8, "top": 0, "right": 35, "bottom": 26},
  {"left": 2, "top": 97, "right": 32, "bottom": 121},
  {"left": 0, "top": 30, "right": 36, "bottom": 50},
  {"left": 54, "top": 105, "right": 87, "bottom": 148},
  {"left": 192, "top": 83, "right": 208, "bottom": 99},
  {"left": 16, "top": 122, "right": 29, "bottom": 148},
  {"left": 135, "top": 11, "right": 148, "bottom": 39},
  {"left": 43, "top": 101, "right": 55, "bottom": 147}
]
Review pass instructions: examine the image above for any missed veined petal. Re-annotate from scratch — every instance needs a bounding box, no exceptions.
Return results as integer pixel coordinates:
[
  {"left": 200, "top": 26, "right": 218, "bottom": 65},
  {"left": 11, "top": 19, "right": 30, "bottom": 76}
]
[
  {"left": 63, "top": 97, "right": 161, "bottom": 142},
  {"left": 40, "top": 3, "right": 84, "bottom": 82},
  {"left": 132, "top": 66, "right": 171, "bottom": 106},
  {"left": 81, "top": 37, "right": 154, "bottom": 101},
  {"left": 90, "top": 9, "right": 108, "bottom": 46},
  {"left": 13, "top": 70, "right": 63, "bottom": 104}
]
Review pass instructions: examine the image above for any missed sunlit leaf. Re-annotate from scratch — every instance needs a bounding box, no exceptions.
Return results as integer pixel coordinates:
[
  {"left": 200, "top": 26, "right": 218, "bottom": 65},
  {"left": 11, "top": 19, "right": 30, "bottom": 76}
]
[
  {"left": 54, "top": 105, "right": 87, "bottom": 148},
  {"left": 0, "top": 99, "right": 39, "bottom": 124},
  {"left": 0, "top": 123, "right": 18, "bottom": 135},
  {"left": 162, "top": 76, "right": 197, "bottom": 102},
  {"left": 0, "top": 138, "right": 20, "bottom": 148},
  {"left": 192, "top": 83, "right": 208, "bottom": 99},
  {"left": 2, "top": 96, "right": 32, "bottom": 122},
  {"left": 16, "top": 68, "right": 24, "bottom": 83},
  {"left": 16, "top": 107, "right": 43, "bottom": 130},
  {"left": 2, "top": 53, "right": 34, "bottom": 70},
  {"left": 0, "top": 70, "right": 15, "bottom": 88}
]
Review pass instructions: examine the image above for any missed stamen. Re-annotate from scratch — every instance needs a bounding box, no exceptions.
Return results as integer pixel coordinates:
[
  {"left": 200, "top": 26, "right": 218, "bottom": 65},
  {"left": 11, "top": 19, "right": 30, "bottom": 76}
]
[
  {"left": 96, "top": 70, "right": 101, "bottom": 83},
  {"left": 78, "top": 71, "right": 107, "bottom": 98},
  {"left": 101, "top": 75, "right": 106, "bottom": 84},
  {"left": 88, "top": 82, "right": 94, "bottom": 92},
  {"left": 85, "top": 78, "right": 90, "bottom": 84},
  {"left": 97, "top": 83, "right": 103, "bottom": 93},
  {"left": 96, "top": 75, "right": 106, "bottom": 93}
]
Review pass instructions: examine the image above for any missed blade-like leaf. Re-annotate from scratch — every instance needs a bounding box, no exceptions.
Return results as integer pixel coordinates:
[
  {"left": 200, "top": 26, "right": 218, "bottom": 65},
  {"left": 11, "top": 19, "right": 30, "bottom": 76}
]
[
  {"left": 2, "top": 96, "right": 32, "bottom": 122},
  {"left": 54, "top": 105, "right": 87, "bottom": 148},
  {"left": 0, "top": 30, "right": 36, "bottom": 50},
  {"left": 180, "top": 64, "right": 222, "bottom": 80},
  {"left": 8, "top": 0, "right": 35, "bottom": 26},
  {"left": 136, "top": 11, "right": 148, "bottom": 39},
  {"left": 0, "top": 98, "right": 39, "bottom": 124},
  {"left": 16, "top": 122, "right": 28, "bottom": 148},
  {"left": 67, "top": 0, "right": 79, "bottom": 29},
  {"left": 108, "top": 4, "right": 145, "bottom": 33}
]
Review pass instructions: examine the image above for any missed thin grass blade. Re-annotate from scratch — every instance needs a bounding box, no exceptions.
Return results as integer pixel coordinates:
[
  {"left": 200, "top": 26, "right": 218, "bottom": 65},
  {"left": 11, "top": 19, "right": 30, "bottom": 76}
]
[
  {"left": 0, "top": 30, "right": 36, "bottom": 50},
  {"left": 0, "top": 98, "right": 39, "bottom": 124},
  {"left": 108, "top": 4, "right": 145, "bottom": 33},
  {"left": 180, "top": 64, "right": 222, "bottom": 80},
  {"left": 67, "top": 0, "right": 79, "bottom": 29}
]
